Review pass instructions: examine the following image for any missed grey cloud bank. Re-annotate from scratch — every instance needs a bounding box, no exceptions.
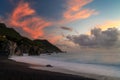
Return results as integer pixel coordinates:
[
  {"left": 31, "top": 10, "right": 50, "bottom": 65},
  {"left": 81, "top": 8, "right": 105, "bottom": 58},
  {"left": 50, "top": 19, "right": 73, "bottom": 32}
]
[{"left": 67, "top": 28, "right": 119, "bottom": 48}]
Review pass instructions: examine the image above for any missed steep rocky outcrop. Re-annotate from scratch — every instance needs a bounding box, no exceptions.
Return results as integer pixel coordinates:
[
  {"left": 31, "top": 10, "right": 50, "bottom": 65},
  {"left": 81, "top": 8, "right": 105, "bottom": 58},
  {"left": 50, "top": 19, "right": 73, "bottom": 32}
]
[
  {"left": 33, "top": 39, "right": 62, "bottom": 54},
  {"left": 0, "top": 23, "right": 22, "bottom": 42},
  {"left": 0, "top": 23, "right": 62, "bottom": 56}
]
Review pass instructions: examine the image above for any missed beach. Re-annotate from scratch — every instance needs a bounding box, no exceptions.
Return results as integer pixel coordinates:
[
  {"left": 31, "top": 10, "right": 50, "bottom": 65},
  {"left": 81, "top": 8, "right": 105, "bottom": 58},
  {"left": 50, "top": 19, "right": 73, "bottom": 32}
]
[
  {"left": 0, "top": 0, "right": 120, "bottom": 80},
  {"left": 0, "top": 58, "right": 95, "bottom": 80},
  {"left": 9, "top": 55, "right": 120, "bottom": 80},
  {"left": 1, "top": 56, "right": 120, "bottom": 80}
]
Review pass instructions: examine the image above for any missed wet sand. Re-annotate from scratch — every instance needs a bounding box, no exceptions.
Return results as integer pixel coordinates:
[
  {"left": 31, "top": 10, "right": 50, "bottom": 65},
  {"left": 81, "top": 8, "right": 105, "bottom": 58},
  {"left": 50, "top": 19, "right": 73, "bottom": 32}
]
[{"left": 0, "top": 59, "right": 95, "bottom": 80}]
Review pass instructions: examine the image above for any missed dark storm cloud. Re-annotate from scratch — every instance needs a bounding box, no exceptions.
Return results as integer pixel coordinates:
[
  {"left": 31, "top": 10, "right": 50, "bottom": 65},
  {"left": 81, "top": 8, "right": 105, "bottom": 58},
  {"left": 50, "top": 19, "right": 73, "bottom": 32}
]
[
  {"left": 60, "top": 26, "right": 73, "bottom": 31},
  {"left": 67, "top": 28, "right": 119, "bottom": 48}
]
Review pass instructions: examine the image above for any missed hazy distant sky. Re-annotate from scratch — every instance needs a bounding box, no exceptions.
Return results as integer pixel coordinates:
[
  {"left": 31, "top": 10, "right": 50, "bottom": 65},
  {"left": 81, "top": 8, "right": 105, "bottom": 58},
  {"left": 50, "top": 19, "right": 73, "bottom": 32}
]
[{"left": 0, "top": 0, "right": 120, "bottom": 51}]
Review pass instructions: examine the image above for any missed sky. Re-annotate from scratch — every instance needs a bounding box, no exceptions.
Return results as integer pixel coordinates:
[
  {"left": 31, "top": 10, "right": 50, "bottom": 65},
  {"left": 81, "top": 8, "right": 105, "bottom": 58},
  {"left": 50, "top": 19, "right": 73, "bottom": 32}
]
[{"left": 0, "top": 0, "right": 120, "bottom": 52}]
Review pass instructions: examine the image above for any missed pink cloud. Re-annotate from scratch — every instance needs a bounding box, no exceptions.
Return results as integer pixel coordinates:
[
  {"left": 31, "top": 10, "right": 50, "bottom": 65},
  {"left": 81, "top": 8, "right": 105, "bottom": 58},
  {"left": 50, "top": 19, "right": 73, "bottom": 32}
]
[
  {"left": 8, "top": 1, "right": 51, "bottom": 39},
  {"left": 0, "top": 0, "right": 97, "bottom": 44},
  {"left": 60, "top": 0, "right": 97, "bottom": 23}
]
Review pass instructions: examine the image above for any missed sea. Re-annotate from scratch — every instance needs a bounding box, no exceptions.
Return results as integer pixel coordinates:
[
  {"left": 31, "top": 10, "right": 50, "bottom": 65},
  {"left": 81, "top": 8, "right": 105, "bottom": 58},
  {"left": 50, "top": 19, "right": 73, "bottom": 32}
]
[{"left": 10, "top": 50, "right": 120, "bottom": 78}]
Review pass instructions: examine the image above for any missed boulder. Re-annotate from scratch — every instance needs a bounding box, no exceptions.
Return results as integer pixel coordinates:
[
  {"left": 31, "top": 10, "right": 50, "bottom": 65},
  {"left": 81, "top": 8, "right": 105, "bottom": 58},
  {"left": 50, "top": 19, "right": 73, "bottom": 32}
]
[{"left": 46, "top": 64, "right": 53, "bottom": 67}]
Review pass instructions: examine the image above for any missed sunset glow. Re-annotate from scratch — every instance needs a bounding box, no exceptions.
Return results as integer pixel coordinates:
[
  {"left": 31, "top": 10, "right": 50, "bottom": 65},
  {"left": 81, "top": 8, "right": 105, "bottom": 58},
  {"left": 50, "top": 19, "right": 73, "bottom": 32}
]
[{"left": 0, "top": 0, "right": 120, "bottom": 48}]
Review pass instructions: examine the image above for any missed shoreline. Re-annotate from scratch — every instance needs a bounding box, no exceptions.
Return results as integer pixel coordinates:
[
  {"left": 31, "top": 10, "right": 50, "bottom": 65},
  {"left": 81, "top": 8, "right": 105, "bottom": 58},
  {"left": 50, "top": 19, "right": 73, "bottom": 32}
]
[
  {"left": 7, "top": 56, "right": 120, "bottom": 80},
  {"left": 30, "top": 64, "right": 120, "bottom": 80},
  {"left": 1, "top": 58, "right": 120, "bottom": 80},
  {"left": 0, "top": 59, "right": 95, "bottom": 80},
  {"left": 10, "top": 56, "right": 120, "bottom": 80}
]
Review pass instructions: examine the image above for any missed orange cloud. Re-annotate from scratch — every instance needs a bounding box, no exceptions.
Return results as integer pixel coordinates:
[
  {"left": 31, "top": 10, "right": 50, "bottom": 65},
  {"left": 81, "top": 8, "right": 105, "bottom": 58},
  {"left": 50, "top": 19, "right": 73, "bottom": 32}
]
[
  {"left": 1, "top": 0, "right": 98, "bottom": 45},
  {"left": 97, "top": 21, "right": 120, "bottom": 30},
  {"left": 9, "top": 1, "right": 51, "bottom": 39},
  {"left": 86, "top": 20, "right": 120, "bottom": 35},
  {"left": 61, "top": 0, "right": 97, "bottom": 23},
  {"left": 48, "top": 35, "right": 63, "bottom": 43}
]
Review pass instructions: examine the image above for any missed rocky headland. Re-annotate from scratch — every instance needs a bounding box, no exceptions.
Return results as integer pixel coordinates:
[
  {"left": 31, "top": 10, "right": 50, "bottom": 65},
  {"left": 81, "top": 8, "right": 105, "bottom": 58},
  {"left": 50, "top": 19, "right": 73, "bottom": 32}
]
[{"left": 0, "top": 23, "right": 62, "bottom": 57}]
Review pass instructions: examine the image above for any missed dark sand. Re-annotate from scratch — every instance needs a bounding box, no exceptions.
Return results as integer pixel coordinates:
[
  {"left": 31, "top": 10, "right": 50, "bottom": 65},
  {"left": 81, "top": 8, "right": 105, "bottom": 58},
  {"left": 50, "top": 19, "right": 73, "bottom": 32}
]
[{"left": 0, "top": 58, "right": 96, "bottom": 80}]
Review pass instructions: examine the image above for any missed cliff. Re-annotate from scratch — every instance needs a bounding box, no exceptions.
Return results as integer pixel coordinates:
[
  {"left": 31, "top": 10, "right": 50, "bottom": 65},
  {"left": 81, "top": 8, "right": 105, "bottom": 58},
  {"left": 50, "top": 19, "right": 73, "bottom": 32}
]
[{"left": 0, "top": 23, "right": 62, "bottom": 56}]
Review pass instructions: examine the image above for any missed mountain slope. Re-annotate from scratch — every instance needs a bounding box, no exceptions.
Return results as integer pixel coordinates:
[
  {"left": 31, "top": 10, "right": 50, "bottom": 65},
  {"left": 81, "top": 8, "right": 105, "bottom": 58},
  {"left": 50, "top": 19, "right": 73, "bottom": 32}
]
[
  {"left": 0, "top": 23, "right": 22, "bottom": 42},
  {"left": 0, "top": 23, "right": 62, "bottom": 56}
]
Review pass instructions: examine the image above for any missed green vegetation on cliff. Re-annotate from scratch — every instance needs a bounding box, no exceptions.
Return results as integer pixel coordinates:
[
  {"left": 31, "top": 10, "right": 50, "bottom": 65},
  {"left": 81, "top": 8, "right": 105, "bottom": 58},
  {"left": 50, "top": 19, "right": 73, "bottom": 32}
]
[
  {"left": 0, "top": 23, "right": 62, "bottom": 56},
  {"left": 33, "top": 39, "right": 62, "bottom": 53},
  {"left": 0, "top": 23, "right": 22, "bottom": 42}
]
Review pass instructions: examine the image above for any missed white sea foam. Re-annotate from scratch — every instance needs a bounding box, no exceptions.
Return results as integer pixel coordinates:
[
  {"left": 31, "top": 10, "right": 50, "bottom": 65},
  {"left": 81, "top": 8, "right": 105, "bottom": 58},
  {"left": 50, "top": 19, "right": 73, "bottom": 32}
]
[{"left": 10, "top": 55, "right": 120, "bottom": 78}]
